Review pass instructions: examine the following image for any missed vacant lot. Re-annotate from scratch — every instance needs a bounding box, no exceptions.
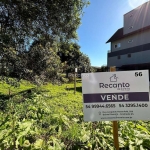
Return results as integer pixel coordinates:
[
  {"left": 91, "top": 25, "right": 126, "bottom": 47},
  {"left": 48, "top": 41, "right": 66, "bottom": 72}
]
[{"left": 0, "top": 80, "right": 150, "bottom": 149}]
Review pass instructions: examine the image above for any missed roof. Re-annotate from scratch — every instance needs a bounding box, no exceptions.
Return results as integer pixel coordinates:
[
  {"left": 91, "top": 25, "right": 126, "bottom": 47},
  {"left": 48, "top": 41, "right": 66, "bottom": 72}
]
[
  {"left": 106, "top": 25, "right": 150, "bottom": 43},
  {"left": 106, "top": 28, "right": 123, "bottom": 43}
]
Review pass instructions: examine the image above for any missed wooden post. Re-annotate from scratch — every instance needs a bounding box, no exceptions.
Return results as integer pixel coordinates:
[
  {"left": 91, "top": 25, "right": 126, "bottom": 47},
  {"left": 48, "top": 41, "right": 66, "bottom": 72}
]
[
  {"left": 110, "top": 66, "right": 119, "bottom": 150},
  {"left": 113, "top": 121, "right": 119, "bottom": 150}
]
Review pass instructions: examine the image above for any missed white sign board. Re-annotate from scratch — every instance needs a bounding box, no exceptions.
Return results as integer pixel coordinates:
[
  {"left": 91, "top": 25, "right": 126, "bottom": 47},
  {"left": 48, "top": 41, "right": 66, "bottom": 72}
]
[{"left": 81, "top": 70, "right": 149, "bottom": 121}]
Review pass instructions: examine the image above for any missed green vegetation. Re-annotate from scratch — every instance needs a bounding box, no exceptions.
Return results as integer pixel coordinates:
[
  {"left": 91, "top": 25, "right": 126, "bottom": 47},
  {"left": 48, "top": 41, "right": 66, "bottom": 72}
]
[
  {"left": 0, "top": 80, "right": 150, "bottom": 149},
  {"left": 1, "top": 1, "right": 150, "bottom": 149},
  {"left": 0, "top": 0, "right": 91, "bottom": 83}
]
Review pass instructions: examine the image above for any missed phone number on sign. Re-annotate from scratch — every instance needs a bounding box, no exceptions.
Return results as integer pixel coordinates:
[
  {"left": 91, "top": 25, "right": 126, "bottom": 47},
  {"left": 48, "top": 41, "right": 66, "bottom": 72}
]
[
  {"left": 119, "top": 103, "right": 148, "bottom": 107},
  {"left": 85, "top": 104, "right": 116, "bottom": 109}
]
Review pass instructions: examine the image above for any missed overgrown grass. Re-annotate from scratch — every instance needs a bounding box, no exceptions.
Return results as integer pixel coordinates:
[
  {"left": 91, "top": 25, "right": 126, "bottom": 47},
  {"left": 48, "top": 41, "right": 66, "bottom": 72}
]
[
  {"left": 0, "top": 79, "right": 35, "bottom": 95},
  {"left": 0, "top": 79, "right": 150, "bottom": 149}
]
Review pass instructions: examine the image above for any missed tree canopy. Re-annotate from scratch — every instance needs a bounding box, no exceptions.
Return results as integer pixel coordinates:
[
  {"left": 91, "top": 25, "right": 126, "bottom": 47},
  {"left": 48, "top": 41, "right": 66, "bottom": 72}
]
[
  {"left": 0, "top": 0, "right": 89, "bottom": 51},
  {"left": 0, "top": 0, "right": 91, "bottom": 83},
  {"left": 58, "top": 41, "right": 92, "bottom": 73}
]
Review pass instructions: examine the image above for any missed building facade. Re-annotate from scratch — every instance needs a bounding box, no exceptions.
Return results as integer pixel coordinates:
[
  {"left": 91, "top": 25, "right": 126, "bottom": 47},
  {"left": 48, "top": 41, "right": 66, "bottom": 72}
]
[{"left": 107, "top": 1, "right": 150, "bottom": 71}]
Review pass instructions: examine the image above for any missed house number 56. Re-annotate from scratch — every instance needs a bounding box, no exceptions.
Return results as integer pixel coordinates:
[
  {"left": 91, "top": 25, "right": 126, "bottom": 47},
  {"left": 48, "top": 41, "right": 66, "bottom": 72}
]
[{"left": 135, "top": 72, "right": 142, "bottom": 77}]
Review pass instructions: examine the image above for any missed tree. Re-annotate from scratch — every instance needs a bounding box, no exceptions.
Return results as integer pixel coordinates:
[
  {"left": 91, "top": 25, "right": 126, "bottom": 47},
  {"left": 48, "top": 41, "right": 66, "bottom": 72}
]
[
  {"left": 100, "top": 65, "right": 108, "bottom": 72},
  {"left": 0, "top": 47, "right": 17, "bottom": 75},
  {"left": 58, "top": 41, "right": 92, "bottom": 74},
  {"left": 77, "top": 53, "right": 91, "bottom": 73},
  {"left": 0, "top": 0, "right": 90, "bottom": 82},
  {"left": 25, "top": 41, "right": 62, "bottom": 83},
  {"left": 0, "top": 0, "right": 89, "bottom": 51},
  {"left": 58, "top": 42, "right": 81, "bottom": 72}
]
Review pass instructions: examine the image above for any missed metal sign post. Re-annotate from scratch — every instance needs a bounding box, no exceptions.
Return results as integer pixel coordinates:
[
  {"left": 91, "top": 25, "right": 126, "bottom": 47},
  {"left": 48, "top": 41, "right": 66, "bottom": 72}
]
[
  {"left": 74, "top": 68, "right": 77, "bottom": 94},
  {"left": 110, "top": 67, "right": 119, "bottom": 150}
]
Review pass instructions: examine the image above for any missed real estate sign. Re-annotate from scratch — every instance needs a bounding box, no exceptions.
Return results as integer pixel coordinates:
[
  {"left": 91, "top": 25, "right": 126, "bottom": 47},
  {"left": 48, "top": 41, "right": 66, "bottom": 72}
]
[{"left": 81, "top": 70, "right": 150, "bottom": 121}]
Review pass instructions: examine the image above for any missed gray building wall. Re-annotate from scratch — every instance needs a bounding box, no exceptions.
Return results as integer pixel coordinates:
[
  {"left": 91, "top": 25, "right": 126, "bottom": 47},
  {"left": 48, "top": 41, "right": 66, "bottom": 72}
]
[
  {"left": 124, "top": 1, "right": 150, "bottom": 35},
  {"left": 108, "top": 50, "right": 150, "bottom": 67},
  {"left": 111, "top": 28, "right": 150, "bottom": 52}
]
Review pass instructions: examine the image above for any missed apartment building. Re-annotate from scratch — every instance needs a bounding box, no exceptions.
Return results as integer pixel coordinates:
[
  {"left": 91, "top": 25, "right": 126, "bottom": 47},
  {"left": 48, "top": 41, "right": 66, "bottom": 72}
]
[{"left": 107, "top": 1, "right": 150, "bottom": 71}]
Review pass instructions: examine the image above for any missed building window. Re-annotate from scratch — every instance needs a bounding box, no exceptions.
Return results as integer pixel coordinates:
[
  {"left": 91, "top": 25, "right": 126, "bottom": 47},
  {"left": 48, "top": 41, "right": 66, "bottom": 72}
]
[
  {"left": 128, "top": 26, "right": 133, "bottom": 29},
  {"left": 128, "top": 39, "right": 133, "bottom": 43},
  {"left": 129, "top": 14, "right": 133, "bottom": 17},
  {"left": 128, "top": 54, "right": 131, "bottom": 58},
  {"left": 118, "top": 55, "right": 121, "bottom": 59},
  {"left": 114, "top": 43, "right": 121, "bottom": 48}
]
